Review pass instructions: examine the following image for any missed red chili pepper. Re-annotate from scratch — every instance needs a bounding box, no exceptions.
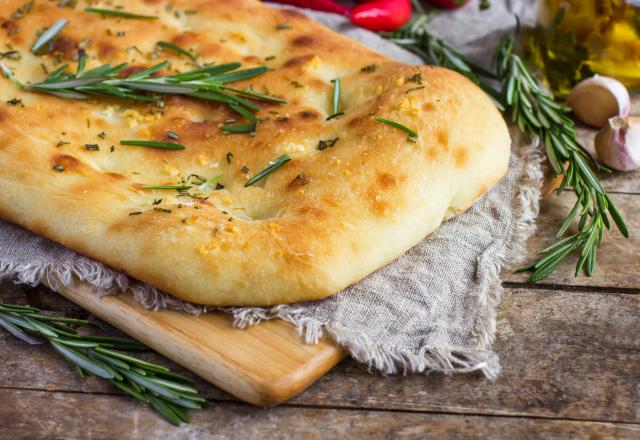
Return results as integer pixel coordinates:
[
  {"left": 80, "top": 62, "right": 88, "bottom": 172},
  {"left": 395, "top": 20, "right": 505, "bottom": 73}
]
[
  {"left": 349, "top": 0, "right": 412, "bottom": 32},
  {"left": 269, "top": 0, "right": 350, "bottom": 16}
]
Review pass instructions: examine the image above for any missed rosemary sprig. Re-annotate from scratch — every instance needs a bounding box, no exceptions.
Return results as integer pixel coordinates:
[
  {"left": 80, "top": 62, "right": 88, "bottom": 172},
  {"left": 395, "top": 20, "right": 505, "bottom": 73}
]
[
  {"left": 375, "top": 118, "right": 418, "bottom": 143},
  {"left": 84, "top": 7, "right": 158, "bottom": 20},
  {"left": 494, "top": 36, "right": 629, "bottom": 282},
  {"left": 384, "top": 14, "right": 504, "bottom": 110},
  {"left": 32, "top": 19, "right": 68, "bottom": 53},
  {"left": 121, "top": 140, "right": 186, "bottom": 150},
  {"left": 156, "top": 41, "right": 197, "bottom": 61},
  {"left": 1, "top": 51, "right": 286, "bottom": 126},
  {"left": 244, "top": 154, "right": 291, "bottom": 187},
  {"left": 0, "top": 297, "right": 207, "bottom": 425}
]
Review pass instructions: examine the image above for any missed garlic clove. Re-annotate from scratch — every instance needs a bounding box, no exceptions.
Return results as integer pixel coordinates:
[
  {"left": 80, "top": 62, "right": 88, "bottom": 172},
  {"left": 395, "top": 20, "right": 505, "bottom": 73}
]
[
  {"left": 567, "top": 75, "right": 631, "bottom": 128},
  {"left": 595, "top": 116, "right": 640, "bottom": 172}
]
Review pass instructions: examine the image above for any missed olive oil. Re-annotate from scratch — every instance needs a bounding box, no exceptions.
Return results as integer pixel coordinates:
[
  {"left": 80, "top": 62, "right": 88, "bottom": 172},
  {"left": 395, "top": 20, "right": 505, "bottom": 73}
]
[{"left": 526, "top": 0, "right": 640, "bottom": 97}]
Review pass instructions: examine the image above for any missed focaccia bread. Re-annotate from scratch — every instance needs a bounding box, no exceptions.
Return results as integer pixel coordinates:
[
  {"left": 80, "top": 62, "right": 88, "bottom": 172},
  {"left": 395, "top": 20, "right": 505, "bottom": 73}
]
[{"left": 0, "top": 0, "right": 510, "bottom": 306}]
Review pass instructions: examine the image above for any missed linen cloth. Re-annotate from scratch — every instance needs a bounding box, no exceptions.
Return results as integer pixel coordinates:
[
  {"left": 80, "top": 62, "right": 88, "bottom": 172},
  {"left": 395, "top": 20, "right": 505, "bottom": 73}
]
[{"left": 0, "top": 1, "right": 541, "bottom": 378}]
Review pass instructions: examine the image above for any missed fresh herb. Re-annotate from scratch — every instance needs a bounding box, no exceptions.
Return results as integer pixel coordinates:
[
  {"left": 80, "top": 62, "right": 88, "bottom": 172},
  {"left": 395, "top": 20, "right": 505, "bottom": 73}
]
[
  {"left": 276, "top": 23, "right": 292, "bottom": 30},
  {"left": 375, "top": 118, "right": 417, "bottom": 142},
  {"left": 0, "top": 50, "right": 21, "bottom": 60},
  {"left": 221, "top": 123, "right": 256, "bottom": 134},
  {"left": 2, "top": 52, "right": 285, "bottom": 124},
  {"left": 11, "top": 1, "right": 34, "bottom": 19},
  {"left": 244, "top": 154, "right": 291, "bottom": 187},
  {"left": 142, "top": 185, "right": 192, "bottom": 191},
  {"left": 0, "top": 297, "right": 207, "bottom": 425},
  {"left": 383, "top": 13, "right": 503, "bottom": 110},
  {"left": 318, "top": 137, "right": 339, "bottom": 151},
  {"left": 408, "top": 73, "right": 422, "bottom": 84},
  {"left": 156, "top": 41, "right": 197, "bottom": 61},
  {"left": 198, "top": 174, "right": 223, "bottom": 192},
  {"left": 291, "top": 80, "right": 303, "bottom": 88},
  {"left": 494, "top": 36, "right": 629, "bottom": 282},
  {"left": 361, "top": 64, "right": 377, "bottom": 73},
  {"left": 329, "top": 78, "right": 341, "bottom": 118},
  {"left": 120, "top": 140, "right": 186, "bottom": 150},
  {"left": 57, "top": 0, "right": 77, "bottom": 8},
  {"left": 265, "top": 55, "right": 276, "bottom": 62},
  {"left": 479, "top": 0, "right": 491, "bottom": 10},
  {"left": 32, "top": 19, "right": 69, "bottom": 54},
  {"left": 326, "top": 112, "right": 344, "bottom": 121},
  {"left": 84, "top": 7, "right": 158, "bottom": 20},
  {"left": 84, "top": 144, "right": 99, "bottom": 151}
]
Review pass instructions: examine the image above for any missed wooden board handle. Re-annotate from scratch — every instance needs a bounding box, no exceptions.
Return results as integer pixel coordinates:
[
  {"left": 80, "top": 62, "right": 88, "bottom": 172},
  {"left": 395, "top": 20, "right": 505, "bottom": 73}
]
[{"left": 52, "top": 280, "right": 346, "bottom": 406}]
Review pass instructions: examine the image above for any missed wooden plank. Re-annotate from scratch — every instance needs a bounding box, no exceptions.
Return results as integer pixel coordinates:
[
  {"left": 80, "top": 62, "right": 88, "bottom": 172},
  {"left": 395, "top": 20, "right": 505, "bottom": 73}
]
[
  {"left": 46, "top": 280, "right": 345, "bottom": 407},
  {"left": 2, "top": 284, "right": 638, "bottom": 423},
  {"left": 1, "top": 388, "right": 638, "bottom": 440},
  {"left": 504, "top": 192, "right": 640, "bottom": 289}
]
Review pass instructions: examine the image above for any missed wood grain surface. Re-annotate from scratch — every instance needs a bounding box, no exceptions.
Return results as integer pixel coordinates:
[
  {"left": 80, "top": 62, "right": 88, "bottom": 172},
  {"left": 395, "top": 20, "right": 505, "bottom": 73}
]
[{"left": 1, "top": 126, "right": 639, "bottom": 437}]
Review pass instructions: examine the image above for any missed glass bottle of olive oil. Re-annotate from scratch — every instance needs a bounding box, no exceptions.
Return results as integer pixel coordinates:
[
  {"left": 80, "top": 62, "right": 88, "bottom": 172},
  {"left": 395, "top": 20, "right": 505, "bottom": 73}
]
[{"left": 526, "top": 0, "right": 640, "bottom": 97}]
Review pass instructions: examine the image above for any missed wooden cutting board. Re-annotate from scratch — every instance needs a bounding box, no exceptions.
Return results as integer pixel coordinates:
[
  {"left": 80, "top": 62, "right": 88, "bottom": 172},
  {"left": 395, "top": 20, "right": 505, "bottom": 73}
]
[{"left": 51, "top": 280, "right": 346, "bottom": 406}]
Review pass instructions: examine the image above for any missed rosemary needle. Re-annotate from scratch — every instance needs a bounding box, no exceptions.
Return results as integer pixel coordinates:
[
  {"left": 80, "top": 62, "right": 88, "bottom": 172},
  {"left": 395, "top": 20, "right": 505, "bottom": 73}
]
[
  {"left": 244, "top": 154, "right": 291, "bottom": 187},
  {"left": 221, "top": 123, "right": 256, "bottom": 134},
  {"left": 198, "top": 174, "right": 223, "bottom": 192},
  {"left": 84, "top": 7, "right": 158, "bottom": 20},
  {"left": 32, "top": 19, "right": 68, "bottom": 53},
  {"left": 156, "top": 41, "right": 197, "bottom": 61},
  {"left": 375, "top": 118, "right": 418, "bottom": 142},
  {"left": 329, "top": 78, "right": 341, "bottom": 118},
  {"left": 120, "top": 140, "right": 186, "bottom": 150},
  {"left": 141, "top": 185, "right": 192, "bottom": 190}
]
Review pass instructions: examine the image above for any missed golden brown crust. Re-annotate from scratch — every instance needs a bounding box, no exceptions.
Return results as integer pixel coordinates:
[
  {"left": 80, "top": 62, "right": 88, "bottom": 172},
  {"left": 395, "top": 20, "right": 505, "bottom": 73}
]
[{"left": 0, "top": 0, "right": 510, "bottom": 305}]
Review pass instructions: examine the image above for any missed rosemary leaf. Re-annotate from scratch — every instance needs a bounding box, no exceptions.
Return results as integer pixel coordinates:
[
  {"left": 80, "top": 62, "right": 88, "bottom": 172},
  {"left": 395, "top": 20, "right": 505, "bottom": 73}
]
[
  {"left": 84, "top": 7, "right": 157, "bottom": 20},
  {"left": 220, "top": 123, "right": 256, "bottom": 134},
  {"left": 375, "top": 117, "right": 418, "bottom": 141},
  {"left": 120, "top": 140, "right": 186, "bottom": 150},
  {"left": 330, "top": 77, "right": 341, "bottom": 116},
  {"left": 157, "top": 41, "right": 197, "bottom": 61},
  {"left": 32, "top": 19, "right": 68, "bottom": 53},
  {"left": 244, "top": 154, "right": 291, "bottom": 187},
  {"left": 142, "top": 185, "right": 192, "bottom": 190}
]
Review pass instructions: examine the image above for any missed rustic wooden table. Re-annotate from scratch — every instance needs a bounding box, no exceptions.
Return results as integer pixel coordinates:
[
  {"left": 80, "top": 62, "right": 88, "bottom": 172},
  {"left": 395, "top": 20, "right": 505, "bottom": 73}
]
[{"left": 1, "top": 125, "right": 638, "bottom": 439}]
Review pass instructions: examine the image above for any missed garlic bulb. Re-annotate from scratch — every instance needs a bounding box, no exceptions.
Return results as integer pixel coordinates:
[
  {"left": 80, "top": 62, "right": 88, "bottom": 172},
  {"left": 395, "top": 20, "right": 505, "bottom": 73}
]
[
  {"left": 595, "top": 116, "right": 640, "bottom": 171},
  {"left": 567, "top": 75, "right": 631, "bottom": 128}
]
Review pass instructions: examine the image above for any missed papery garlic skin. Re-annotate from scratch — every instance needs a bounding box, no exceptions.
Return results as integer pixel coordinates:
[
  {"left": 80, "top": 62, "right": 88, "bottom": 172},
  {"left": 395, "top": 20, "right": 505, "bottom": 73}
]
[
  {"left": 567, "top": 75, "right": 631, "bottom": 128},
  {"left": 595, "top": 116, "right": 640, "bottom": 171}
]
